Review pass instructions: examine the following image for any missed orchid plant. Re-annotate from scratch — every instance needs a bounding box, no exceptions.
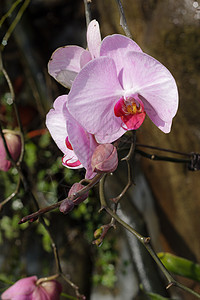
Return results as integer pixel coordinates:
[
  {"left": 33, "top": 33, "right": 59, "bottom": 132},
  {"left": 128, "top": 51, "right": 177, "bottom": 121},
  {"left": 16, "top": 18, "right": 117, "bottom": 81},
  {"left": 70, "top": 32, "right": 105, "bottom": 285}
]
[{"left": 2, "top": 2, "right": 200, "bottom": 299}]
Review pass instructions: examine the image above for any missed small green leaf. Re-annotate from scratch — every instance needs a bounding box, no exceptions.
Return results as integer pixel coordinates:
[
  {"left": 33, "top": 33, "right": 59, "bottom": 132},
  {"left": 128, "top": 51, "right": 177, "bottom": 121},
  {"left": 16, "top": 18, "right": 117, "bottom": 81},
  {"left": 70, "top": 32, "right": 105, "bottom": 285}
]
[
  {"left": 158, "top": 252, "right": 200, "bottom": 282},
  {"left": 145, "top": 291, "right": 174, "bottom": 300},
  {"left": 61, "top": 292, "right": 79, "bottom": 299}
]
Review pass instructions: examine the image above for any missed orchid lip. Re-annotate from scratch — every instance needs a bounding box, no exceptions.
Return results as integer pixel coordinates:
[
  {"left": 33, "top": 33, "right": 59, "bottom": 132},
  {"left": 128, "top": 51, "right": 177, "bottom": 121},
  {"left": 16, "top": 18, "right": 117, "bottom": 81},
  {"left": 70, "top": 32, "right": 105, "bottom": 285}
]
[
  {"left": 62, "top": 156, "right": 81, "bottom": 167},
  {"left": 114, "top": 94, "right": 146, "bottom": 130}
]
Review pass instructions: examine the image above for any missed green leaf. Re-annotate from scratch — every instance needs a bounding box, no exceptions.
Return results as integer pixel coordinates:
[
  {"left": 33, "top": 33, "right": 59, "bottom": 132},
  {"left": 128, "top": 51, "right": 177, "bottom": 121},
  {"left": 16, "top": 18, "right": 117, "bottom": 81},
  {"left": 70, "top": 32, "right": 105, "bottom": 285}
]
[
  {"left": 145, "top": 291, "right": 175, "bottom": 300},
  {"left": 158, "top": 252, "right": 200, "bottom": 282}
]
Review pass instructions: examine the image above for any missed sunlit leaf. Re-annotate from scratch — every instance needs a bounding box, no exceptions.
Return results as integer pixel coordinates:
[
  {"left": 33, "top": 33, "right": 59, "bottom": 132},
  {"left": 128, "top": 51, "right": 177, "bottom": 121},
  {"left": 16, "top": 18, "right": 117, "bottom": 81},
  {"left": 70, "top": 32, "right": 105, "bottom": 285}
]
[{"left": 158, "top": 252, "right": 200, "bottom": 282}]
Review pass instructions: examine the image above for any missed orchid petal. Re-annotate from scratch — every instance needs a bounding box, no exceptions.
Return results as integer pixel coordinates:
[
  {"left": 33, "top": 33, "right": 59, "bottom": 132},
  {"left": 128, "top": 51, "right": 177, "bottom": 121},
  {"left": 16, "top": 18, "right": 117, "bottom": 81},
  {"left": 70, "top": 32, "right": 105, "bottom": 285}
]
[
  {"left": 87, "top": 20, "right": 101, "bottom": 58},
  {"left": 100, "top": 34, "right": 142, "bottom": 80},
  {"left": 46, "top": 95, "right": 83, "bottom": 168},
  {"left": 120, "top": 51, "right": 178, "bottom": 124},
  {"left": 46, "top": 95, "right": 68, "bottom": 154},
  {"left": 139, "top": 96, "right": 173, "bottom": 133},
  {"left": 68, "top": 57, "right": 125, "bottom": 143},
  {"left": 32, "top": 287, "right": 49, "bottom": 300},
  {"left": 62, "top": 151, "right": 82, "bottom": 169},
  {"left": 48, "top": 46, "right": 91, "bottom": 88},
  {"left": 66, "top": 108, "right": 98, "bottom": 179},
  {"left": 80, "top": 50, "right": 92, "bottom": 68}
]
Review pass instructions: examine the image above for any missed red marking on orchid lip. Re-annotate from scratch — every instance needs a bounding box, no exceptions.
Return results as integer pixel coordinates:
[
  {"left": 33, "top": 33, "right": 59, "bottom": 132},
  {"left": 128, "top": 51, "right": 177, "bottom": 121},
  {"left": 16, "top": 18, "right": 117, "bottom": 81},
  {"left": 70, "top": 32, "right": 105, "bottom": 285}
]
[
  {"left": 65, "top": 136, "right": 73, "bottom": 150},
  {"left": 62, "top": 156, "right": 81, "bottom": 167},
  {"left": 114, "top": 96, "right": 146, "bottom": 130}
]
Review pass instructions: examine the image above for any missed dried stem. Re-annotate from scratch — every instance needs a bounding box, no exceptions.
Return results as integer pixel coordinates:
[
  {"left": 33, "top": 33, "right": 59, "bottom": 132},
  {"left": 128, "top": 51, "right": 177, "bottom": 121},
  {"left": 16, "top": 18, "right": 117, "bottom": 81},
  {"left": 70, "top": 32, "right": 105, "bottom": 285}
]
[
  {"left": 0, "top": 0, "right": 23, "bottom": 28},
  {"left": 61, "top": 274, "right": 86, "bottom": 300},
  {"left": 136, "top": 143, "right": 192, "bottom": 157},
  {"left": 83, "top": 0, "right": 92, "bottom": 27},
  {"left": 99, "top": 175, "right": 200, "bottom": 299},
  {"left": 112, "top": 131, "right": 136, "bottom": 203},
  {"left": 1, "top": 0, "right": 31, "bottom": 51},
  {"left": 0, "top": 52, "right": 25, "bottom": 165},
  {"left": 136, "top": 149, "right": 190, "bottom": 164},
  {"left": 115, "top": 0, "right": 132, "bottom": 38},
  {"left": 0, "top": 177, "right": 21, "bottom": 209},
  {"left": 18, "top": 173, "right": 104, "bottom": 224}
]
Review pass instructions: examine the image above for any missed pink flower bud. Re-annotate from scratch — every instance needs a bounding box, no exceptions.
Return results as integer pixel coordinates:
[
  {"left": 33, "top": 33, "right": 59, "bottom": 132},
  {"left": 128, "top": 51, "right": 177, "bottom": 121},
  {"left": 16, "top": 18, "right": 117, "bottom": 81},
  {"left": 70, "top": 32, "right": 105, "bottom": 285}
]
[
  {"left": 39, "top": 279, "right": 62, "bottom": 299},
  {"left": 68, "top": 182, "right": 89, "bottom": 205},
  {"left": 0, "top": 130, "right": 21, "bottom": 172},
  {"left": 59, "top": 198, "right": 74, "bottom": 214},
  {"left": 91, "top": 143, "right": 118, "bottom": 173},
  {"left": 1, "top": 276, "right": 62, "bottom": 300}
]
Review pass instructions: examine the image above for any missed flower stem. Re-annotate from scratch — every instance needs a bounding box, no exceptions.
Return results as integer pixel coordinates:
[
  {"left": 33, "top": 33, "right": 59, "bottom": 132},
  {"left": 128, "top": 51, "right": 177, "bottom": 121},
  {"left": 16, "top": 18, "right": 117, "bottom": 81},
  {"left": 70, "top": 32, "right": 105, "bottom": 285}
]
[
  {"left": 1, "top": 0, "right": 30, "bottom": 51},
  {"left": 115, "top": 0, "right": 132, "bottom": 38},
  {"left": 83, "top": 0, "right": 92, "bottom": 28},
  {"left": 99, "top": 175, "right": 200, "bottom": 299},
  {"left": 18, "top": 173, "right": 104, "bottom": 224}
]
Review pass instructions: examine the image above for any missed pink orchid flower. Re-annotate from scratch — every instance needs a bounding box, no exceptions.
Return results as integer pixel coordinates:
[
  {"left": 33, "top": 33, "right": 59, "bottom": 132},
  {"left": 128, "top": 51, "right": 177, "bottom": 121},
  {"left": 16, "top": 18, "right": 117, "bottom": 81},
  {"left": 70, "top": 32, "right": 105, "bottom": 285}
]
[
  {"left": 1, "top": 276, "right": 62, "bottom": 300},
  {"left": 48, "top": 20, "right": 101, "bottom": 89},
  {"left": 67, "top": 34, "right": 179, "bottom": 143},
  {"left": 46, "top": 95, "right": 98, "bottom": 179},
  {"left": 0, "top": 130, "right": 21, "bottom": 172}
]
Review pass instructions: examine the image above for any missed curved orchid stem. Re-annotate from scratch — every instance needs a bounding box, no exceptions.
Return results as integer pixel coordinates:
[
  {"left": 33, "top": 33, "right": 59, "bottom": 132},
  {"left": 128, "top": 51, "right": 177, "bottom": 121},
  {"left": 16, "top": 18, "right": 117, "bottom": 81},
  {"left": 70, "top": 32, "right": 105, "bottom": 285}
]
[
  {"left": 136, "top": 143, "right": 192, "bottom": 157},
  {"left": 18, "top": 173, "right": 104, "bottom": 224},
  {"left": 112, "top": 131, "right": 136, "bottom": 203},
  {"left": 0, "top": 0, "right": 30, "bottom": 51},
  {"left": 83, "top": 0, "right": 92, "bottom": 28},
  {"left": 61, "top": 274, "right": 86, "bottom": 300},
  {"left": 0, "top": 53, "right": 25, "bottom": 165},
  {"left": 115, "top": 0, "right": 132, "bottom": 38},
  {"left": 0, "top": 0, "right": 22, "bottom": 28},
  {"left": 0, "top": 177, "right": 21, "bottom": 209},
  {"left": 136, "top": 149, "right": 190, "bottom": 164},
  {"left": 99, "top": 175, "right": 200, "bottom": 299}
]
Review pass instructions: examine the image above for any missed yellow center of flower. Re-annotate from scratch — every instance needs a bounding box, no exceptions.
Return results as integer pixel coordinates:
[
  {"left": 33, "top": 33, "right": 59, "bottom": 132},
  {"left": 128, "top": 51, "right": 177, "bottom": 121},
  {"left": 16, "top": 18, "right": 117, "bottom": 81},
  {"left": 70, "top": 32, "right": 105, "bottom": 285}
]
[{"left": 125, "top": 102, "right": 142, "bottom": 115}]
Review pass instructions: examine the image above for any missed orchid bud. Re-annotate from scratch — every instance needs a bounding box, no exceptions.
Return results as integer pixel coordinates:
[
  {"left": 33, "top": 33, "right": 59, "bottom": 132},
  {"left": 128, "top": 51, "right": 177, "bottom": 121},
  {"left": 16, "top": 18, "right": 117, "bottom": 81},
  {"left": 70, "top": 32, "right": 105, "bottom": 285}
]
[
  {"left": 68, "top": 182, "right": 89, "bottom": 205},
  {"left": 39, "top": 279, "right": 62, "bottom": 299},
  {"left": 94, "top": 226, "right": 104, "bottom": 239},
  {"left": 1, "top": 276, "right": 62, "bottom": 300},
  {"left": 60, "top": 198, "right": 74, "bottom": 214},
  {"left": 91, "top": 144, "right": 118, "bottom": 173},
  {"left": 0, "top": 130, "right": 21, "bottom": 172}
]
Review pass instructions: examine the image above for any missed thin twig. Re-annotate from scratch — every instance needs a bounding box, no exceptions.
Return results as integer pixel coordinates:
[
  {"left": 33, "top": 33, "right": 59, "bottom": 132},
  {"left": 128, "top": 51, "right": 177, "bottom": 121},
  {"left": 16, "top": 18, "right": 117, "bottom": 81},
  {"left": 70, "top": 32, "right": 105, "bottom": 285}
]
[
  {"left": 136, "top": 143, "right": 192, "bottom": 157},
  {"left": 1, "top": 0, "right": 31, "bottom": 51},
  {"left": 136, "top": 149, "right": 190, "bottom": 164},
  {"left": 61, "top": 274, "right": 86, "bottom": 300},
  {"left": 18, "top": 173, "right": 104, "bottom": 224},
  {"left": 0, "top": 0, "right": 23, "bottom": 28},
  {"left": 115, "top": 0, "right": 132, "bottom": 38},
  {"left": 0, "top": 177, "right": 21, "bottom": 209},
  {"left": 83, "top": 0, "right": 92, "bottom": 28},
  {"left": 112, "top": 131, "right": 136, "bottom": 203},
  {"left": 0, "top": 51, "right": 25, "bottom": 166},
  {"left": 99, "top": 175, "right": 200, "bottom": 299}
]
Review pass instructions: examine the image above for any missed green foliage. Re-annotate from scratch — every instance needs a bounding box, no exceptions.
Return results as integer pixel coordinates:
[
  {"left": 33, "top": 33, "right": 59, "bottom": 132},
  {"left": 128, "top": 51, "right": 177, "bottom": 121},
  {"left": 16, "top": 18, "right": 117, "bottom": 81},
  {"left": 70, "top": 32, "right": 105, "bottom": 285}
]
[
  {"left": 93, "top": 239, "right": 118, "bottom": 288},
  {"left": 0, "top": 214, "right": 28, "bottom": 243},
  {"left": 158, "top": 252, "right": 200, "bottom": 282},
  {"left": 36, "top": 221, "right": 52, "bottom": 253},
  {"left": 144, "top": 291, "right": 175, "bottom": 300},
  {"left": 24, "top": 141, "right": 37, "bottom": 170}
]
